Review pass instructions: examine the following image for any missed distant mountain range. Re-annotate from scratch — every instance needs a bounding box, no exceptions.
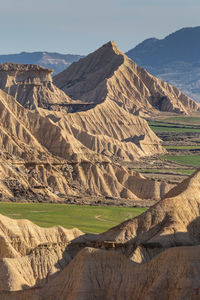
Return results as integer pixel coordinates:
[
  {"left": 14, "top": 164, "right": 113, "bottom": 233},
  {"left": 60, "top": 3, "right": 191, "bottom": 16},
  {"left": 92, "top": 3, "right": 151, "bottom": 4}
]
[
  {"left": 0, "top": 52, "right": 84, "bottom": 74},
  {"left": 126, "top": 26, "right": 200, "bottom": 101},
  {"left": 1, "top": 26, "right": 200, "bottom": 101}
]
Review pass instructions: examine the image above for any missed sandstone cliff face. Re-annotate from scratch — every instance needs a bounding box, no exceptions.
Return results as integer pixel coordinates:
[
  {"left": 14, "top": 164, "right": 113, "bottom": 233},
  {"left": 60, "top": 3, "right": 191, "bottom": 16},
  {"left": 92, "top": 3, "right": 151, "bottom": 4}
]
[
  {"left": 54, "top": 41, "right": 200, "bottom": 115},
  {"left": 0, "top": 171, "right": 200, "bottom": 299},
  {"left": 0, "top": 63, "right": 71, "bottom": 110}
]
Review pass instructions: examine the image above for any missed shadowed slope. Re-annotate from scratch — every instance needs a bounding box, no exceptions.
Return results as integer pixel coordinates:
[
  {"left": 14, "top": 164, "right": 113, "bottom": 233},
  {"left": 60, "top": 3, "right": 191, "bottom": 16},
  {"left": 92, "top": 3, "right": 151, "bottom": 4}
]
[
  {"left": 2, "top": 246, "right": 200, "bottom": 299},
  {"left": 1, "top": 171, "right": 200, "bottom": 298},
  {"left": 54, "top": 41, "right": 199, "bottom": 115},
  {"left": 39, "top": 246, "right": 200, "bottom": 300},
  {"left": 97, "top": 169, "right": 200, "bottom": 263}
]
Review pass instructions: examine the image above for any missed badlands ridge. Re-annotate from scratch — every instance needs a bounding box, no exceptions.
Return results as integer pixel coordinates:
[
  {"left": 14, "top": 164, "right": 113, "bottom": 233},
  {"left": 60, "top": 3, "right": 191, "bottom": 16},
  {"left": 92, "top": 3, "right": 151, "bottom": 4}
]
[
  {"left": 0, "top": 170, "right": 200, "bottom": 299},
  {"left": 0, "top": 41, "right": 198, "bottom": 202},
  {"left": 0, "top": 41, "right": 200, "bottom": 299},
  {"left": 54, "top": 41, "right": 199, "bottom": 115}
]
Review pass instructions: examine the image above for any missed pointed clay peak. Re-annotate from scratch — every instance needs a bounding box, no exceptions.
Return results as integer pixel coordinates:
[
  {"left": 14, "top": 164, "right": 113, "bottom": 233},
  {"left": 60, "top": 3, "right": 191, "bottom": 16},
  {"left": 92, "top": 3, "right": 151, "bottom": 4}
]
[
  {"left": 164, "top": 168, "right": 200, "bottom": 199},
  {"left": 54, "top": 38, "right": 199, "bottom": 116},
  {"left": 101, "top": 41, "right": 124, "bottom": 56}
]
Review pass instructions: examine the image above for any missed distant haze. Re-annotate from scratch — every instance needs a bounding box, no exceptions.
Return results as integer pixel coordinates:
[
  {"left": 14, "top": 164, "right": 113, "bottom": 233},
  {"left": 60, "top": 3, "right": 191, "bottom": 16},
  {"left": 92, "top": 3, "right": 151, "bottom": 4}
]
[
  {"left": 1, "top": 0, "right": 200, "bottom": 55},
  {"left": 126, "top": 26, "right": 200, "bottom": 102}
]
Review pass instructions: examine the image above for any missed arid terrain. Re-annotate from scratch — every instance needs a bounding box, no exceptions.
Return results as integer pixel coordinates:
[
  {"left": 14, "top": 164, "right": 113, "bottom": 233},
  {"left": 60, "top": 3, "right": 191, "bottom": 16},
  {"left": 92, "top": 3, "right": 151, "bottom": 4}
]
[
  {"left": 0, "top": 42, "right": 199, "bottom": 204},
  {"left": 0, "top": 41, "right": 200, "bottom": 299},
  {"left": 0, "top": 170, "right": 200, "bottom": 299}
]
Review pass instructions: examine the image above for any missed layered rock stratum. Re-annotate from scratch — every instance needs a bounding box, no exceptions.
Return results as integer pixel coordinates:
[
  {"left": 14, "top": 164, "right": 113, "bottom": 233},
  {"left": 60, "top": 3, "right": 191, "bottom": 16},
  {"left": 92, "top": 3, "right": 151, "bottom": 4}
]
[
  {"left": 0, "top": 41, "right": 200, "bottom": 298},
  {"left": 1, "top": 170, "right": 200, "bottom": 299},
  {"left": 0, "top": 61, "right": 165, "bottom": 161},
  {"left": 0, "top": 59, "right": 171, "bottom": 201},
  {"left": 0, "top": 78, "right": 169, "bottom": 201},
  {"left": 0, "top": 63, "right": 72, "bottom": 110},
  {"left": 54, "top": 41, "right": 200, "bottom": 115}
]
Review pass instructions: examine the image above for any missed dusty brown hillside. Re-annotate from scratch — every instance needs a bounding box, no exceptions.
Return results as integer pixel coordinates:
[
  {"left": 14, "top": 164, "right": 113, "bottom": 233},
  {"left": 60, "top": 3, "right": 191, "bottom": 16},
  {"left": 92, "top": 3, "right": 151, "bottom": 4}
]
[
  {"left": 0, "top": 88, "right": 170, "bottom": 201},
  {"left": 0, "top": 170, "right": 200, "bottom": 299},
  {"left": 97, "top": 168, "right": 200, "bottom": 262},
  {"left": 0, "top": 61, "right": 171, "bottom": 201},
  {"left": 40, "top": 98, "right": 166, "bottom": 161},
  {"left": 54, "top": 41, "right": 200, "bottom": 115},
  {"left": 0, "top": 62, "right": 166, "bottom": 161}
]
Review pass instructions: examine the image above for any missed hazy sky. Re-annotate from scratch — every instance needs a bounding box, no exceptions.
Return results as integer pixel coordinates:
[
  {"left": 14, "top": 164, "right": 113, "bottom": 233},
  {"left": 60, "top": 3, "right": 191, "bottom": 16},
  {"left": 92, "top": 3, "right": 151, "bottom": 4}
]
[{"left": 1, "top": 0, "right": 200, "bottom": 55}]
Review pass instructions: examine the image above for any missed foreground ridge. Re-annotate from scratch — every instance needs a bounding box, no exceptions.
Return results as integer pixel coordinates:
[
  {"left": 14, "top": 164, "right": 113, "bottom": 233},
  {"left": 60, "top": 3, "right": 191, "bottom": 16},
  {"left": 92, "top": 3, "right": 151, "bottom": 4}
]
[{"left": 0, "top": 170, "right": 200, "bottom": 299}]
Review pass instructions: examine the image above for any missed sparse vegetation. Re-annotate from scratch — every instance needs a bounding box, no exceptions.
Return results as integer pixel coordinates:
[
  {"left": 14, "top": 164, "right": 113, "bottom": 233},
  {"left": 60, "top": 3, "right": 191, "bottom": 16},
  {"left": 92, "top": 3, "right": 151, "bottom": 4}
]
[
  {"left": 148, "top": 121, "right": 194, "bottom": 127},
  {"left": 162, "top": 116, "right": 200, "bottom": 124},
  {"left": 149, "top": 125, "right": 200, "bottom": 133}
]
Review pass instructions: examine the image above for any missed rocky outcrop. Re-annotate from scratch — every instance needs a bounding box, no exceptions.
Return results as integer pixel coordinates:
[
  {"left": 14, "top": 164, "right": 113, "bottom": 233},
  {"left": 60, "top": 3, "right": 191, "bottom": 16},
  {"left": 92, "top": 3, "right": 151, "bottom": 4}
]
[
  {"left": 1, "top": 245, "right": 200, "bottom": 299},
  {"left": 54, "top": 41, "right": 200, "bottom": 115},
  {"left": 0, "top": 63, "right": 71, "bottom": 110},
  {"left": 0, "top": 155, "right": 172, "bottom": 202}
]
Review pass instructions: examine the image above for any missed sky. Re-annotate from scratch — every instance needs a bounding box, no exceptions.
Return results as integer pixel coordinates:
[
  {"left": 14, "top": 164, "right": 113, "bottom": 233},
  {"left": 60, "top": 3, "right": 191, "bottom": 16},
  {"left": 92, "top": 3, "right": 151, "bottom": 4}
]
[{"left": 0, "top": 0, "right": 200, "bottom": 55}]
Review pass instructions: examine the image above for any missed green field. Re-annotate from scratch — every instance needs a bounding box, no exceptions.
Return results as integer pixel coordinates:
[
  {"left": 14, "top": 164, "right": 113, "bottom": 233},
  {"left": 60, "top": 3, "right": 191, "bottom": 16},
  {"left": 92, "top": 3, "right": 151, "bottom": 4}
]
[
  {"left": 148, "top": 121, "right": 194, "bottom": 128},
  {"left": 0, "top": 203, "right": 146, "bottom": 234},
  {"left": 149, "top": 125, "right": 200, "bottom": 133},
  {"left": 162, "top": 116, "right": 200, "bottom": 124},
  {"left": 148, "top": 119, "right": 200, "bottom": 133},
  {"left": 162, "top": 155, "right": 200, "bottom": 166}
]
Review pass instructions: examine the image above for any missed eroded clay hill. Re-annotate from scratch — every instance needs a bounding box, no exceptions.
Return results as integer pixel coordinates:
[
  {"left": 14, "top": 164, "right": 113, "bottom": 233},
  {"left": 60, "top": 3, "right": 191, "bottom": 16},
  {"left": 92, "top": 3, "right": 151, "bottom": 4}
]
[
  {"left": 1, "top": 170, "right": 200, "bottom": 299},
  {"left": 97, "top": 168, "right": 200, "bottom": 262},
  {"left": 0, "top": 62, "right": 165, "bottom": 161},
  {"left": 0, "top": 61, "right": 171, "bottom": 201},
  {"left": 41, "top": 98, "right": 166, "bottom": 161},
  {"left": 0, "top": 63, "right": 72, "bottom": 110},
  {"left": 0, "top": 88, "right": 171, "bottom": 201},
  {"left": 54, "top": 41, "right": 200, "bottom": 115}
]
